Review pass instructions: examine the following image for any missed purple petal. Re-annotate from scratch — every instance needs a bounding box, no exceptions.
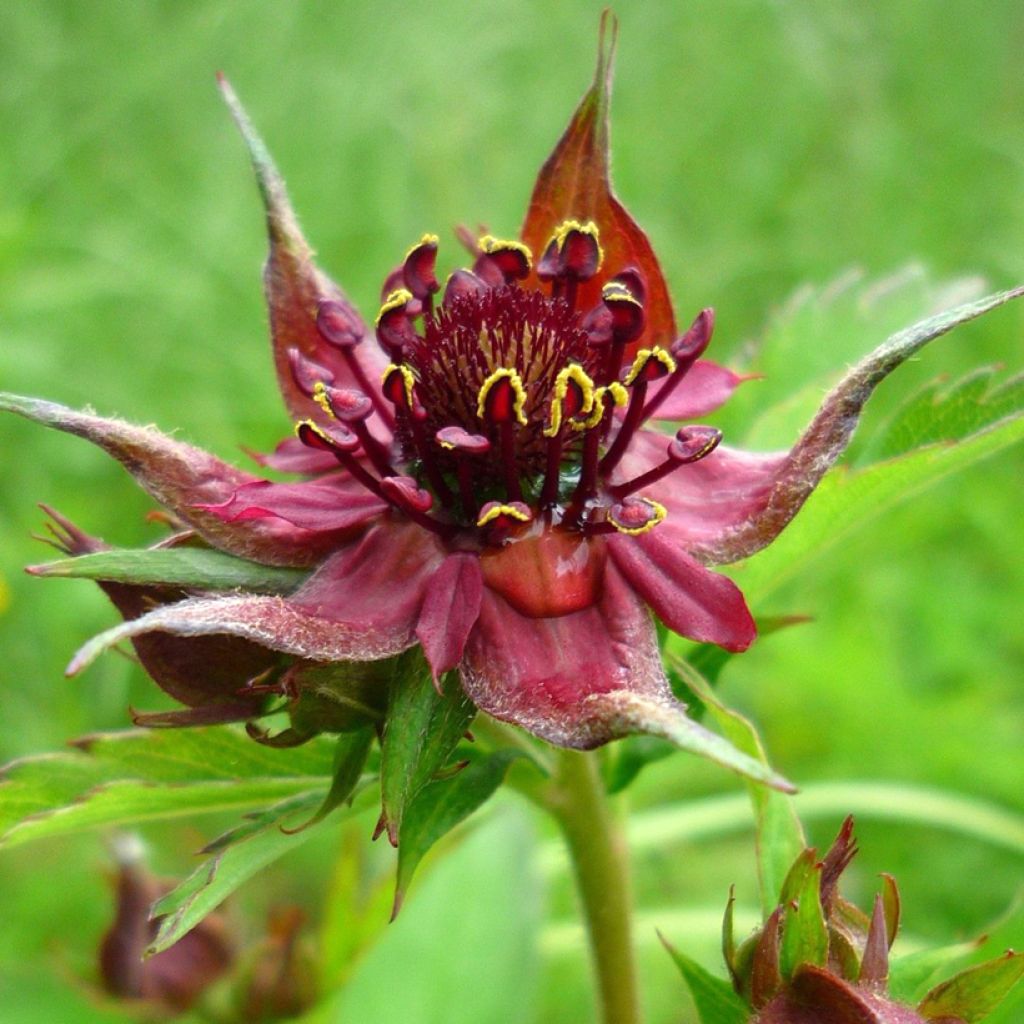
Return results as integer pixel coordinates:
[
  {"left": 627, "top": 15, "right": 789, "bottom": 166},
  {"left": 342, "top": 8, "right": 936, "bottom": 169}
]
[
  {"left": 246, "top": 436, "right": 339, "bottom": 475},
  {"left": 459, "top": 563, "right": 670, "bottom": 749},
  {"left": 67, "top": 591, "right": 416, "bottom": 677},
  {"left": 608, "top": 531, "right": 756, "bottom": 651},
  {"left": 1, "top": 393, "right": 331, "bottom": 566},
  {"left": 198, "top": 477, "right": 386, "bottom": 533},
  {"left": 643, "top": 360, "right": 754, "bottom": 420},
  {"left": 218, "top": 77, "right": 388, "bottom": 429},
  {"left": 623, "top": 283, "right": 1024, "bottom": 565},
  {"left": 290, "top": 520, "right": 445, "bottom": 652},
  {"left": 415, "top": 553, "right": 484, "bottom": 685}
]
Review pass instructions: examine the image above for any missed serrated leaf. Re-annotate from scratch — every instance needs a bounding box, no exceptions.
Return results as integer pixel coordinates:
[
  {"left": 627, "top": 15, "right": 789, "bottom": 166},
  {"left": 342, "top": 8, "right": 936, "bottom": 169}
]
[
  {"left": 379, "top": 652, "right": 476, "bottom": 846},
  {"left": 917, "top": 952, "right": 1024, "bottom": 1023},
  {"left": 0, "top": 726, "right": 335, "bottom": 848},
  {"left": 862, "top": 366, "right": 1024, "bottom": 462},
  {"left": 889, "top": 942, "right": 981, "bottom": 1004},
  {"left": 149, "top": 803, "right": 324, "bottom": 955},
  {"left": 733, "top": 412, "right": 1024, "bottom": 600},
  {"left": 660, "top": 932, "right": 749, "bottom": 1024},
  {"left": 393, "top": 750, "right": 521, "bottom": 918},
  {"left": 670, "top": 656, "right": 805, "bottom": 914},
  {"left": 28, "top": 546, "right": 307, "bottom": 593}
]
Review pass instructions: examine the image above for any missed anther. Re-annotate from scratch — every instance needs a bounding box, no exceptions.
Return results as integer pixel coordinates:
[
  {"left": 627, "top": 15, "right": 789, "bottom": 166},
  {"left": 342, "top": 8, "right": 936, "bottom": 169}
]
[
  {"left": 288, "top": 347, "right": 336, "bottom": 398},
  {"left": 476, "top": 501, "right": 533, "bottom": 530},
  {"left": 380, "top": 475, "right": 454, "bottom": 539},
  {"left": 402, "top": 234, "right": 441, "bottom": 320},
  {"left": 608, "top": 425, "right": 722, "bottom": 499},
  {"left": 473, "top": 235, "right": 532, "bottom": 286},
  {"left": 477, "top": 368, "right": 528, "bottom": 426},
  {"left": 642, "top": 308, "right": 715, "bottom": 421},
  {"left": 436, "top": 426, "right": 490, "bottom": 520},
  {"left": 313, "top": 383, "right": 394, "bottom": 477},
  {"left": 622, "top": 346, "right": 677, "bottom": 386},
  {"left": 315, "top": 301, "right": 395, "bottom": 429},
  {"left": 606, "top": 497, "right": 667, "bottom": 536},
  {"left": 375, "top": 288, "right": 420, "bottom": 358},
  {"left": 442, "top": 269, "right": 487, "bottom": 306},
  {"left": 381, "top": 363, "right": 418, "bottom": 411},
  {"left": 537, "top": 220, "right": 602, "bottom": 308},
  {"left": 296, "top": 419, "right": 386, "bottom": 499},
  {"left": 540, "top": 364, "right": 596, "bottom": 507}
]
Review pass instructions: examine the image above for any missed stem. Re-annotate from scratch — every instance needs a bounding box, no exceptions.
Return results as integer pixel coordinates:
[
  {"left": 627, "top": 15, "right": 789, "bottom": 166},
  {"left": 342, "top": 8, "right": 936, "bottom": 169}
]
[{"left": 547, "top": 749, "right": 640, "bottom": 1024}]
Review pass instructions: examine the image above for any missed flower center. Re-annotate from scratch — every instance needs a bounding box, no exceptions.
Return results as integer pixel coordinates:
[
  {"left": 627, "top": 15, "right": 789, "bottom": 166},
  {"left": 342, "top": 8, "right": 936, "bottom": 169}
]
[{"left": 288, "top": 224, "right": 722, "bottom": 551}]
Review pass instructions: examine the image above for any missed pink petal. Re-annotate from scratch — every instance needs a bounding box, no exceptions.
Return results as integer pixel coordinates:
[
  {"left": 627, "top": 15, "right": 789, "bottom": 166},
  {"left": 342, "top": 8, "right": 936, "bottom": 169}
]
[
  {"left": 643, "top": 360, "right": 755, "bottom": 420},
  {"left": 198, "top": 477, "right": 386, "bottom": 534},
  {"left": 459, "top": 562, "right": 671, "bottom": 749},
  {"left": 67, "top": 591, "right": 416, "bottom": 677},
  {"left": 218, "top": 77, "right": 388, "bottom": 431},
  {"left": 608, "top": 531, "right": 756, "bottom": 651},
  {"left": 415, "top": 553, "right": 484, "bottom": 685},
  {"left": 290, "top": 520, "right": 445, "bottom": 656},
  {"left": 1, "top": 393, "right": 331, "bottom": 566},
  {"left": 246, "top": 436, "right": 339, "bottom": 475}
]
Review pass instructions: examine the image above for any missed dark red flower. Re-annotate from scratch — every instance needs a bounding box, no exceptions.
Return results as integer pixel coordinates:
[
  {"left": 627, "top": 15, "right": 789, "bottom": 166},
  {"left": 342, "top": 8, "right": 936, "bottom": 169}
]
[{"left": 4, "top": 15, "right": 1021, "bottom": 751}]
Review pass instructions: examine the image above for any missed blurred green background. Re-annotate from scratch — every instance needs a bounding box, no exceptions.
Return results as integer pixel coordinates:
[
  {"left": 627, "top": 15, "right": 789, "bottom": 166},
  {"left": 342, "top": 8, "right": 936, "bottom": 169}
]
[{"left": 1, "top": 1, "right": 1022, "bottom": 1021}]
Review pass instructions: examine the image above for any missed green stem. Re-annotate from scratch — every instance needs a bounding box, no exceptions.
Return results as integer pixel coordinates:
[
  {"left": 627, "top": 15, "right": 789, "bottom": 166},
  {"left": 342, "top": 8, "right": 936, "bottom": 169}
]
[{"left": 547, "top": 748, "right": 641, "bottom": 1024}]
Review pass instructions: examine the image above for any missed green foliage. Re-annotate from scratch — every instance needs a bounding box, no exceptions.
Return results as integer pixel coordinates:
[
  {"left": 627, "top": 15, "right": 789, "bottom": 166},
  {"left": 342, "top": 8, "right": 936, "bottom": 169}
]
[
  {"left": 917, "top": 953, "right": 1024, "bottom": 1024},
  {"left": 660, "top": 933, "right": 749, "bottom": 1024},
  {"left": 28, "top": 546, "right": 307, "bottom": 594}
]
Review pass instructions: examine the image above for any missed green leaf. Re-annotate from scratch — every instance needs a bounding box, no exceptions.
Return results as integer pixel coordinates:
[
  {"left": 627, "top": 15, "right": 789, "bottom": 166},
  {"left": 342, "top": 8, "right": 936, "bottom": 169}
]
[
  {"left": 27, "top": 546, "right": 307, "bottom": 594},
  {"left": 379, "top": 652, "right": 476, "bottom": 846},
  {"left": 280, "top": 727, "right": 375, "bottom": 835},
  {"left": 889, "top": 941, "right": 982, "bottom": 1004},
  {"left": 659, "top": 932, "right": 749, "bottom": 1024},
  {"left": 393, "top": 750, "right": 521, "bottom": 917},
  {"left": 148, "top": 797, "right": 326, "bottom": 955},
  {"left": 604, "top": 735, "right": 676, "bottom": 795},
  {"left": 0, "top": 726, "right": 335, "bottom": 848},
  {"left": 917, "top": 952, "right": 1024, "bottom": 1023},
  {"left": 733, "top": 397, "right": 1024, "bottom": 601},
  {"left": 777, "top": 850, "right": 828, "bottom": 979},
  {"left": 670, "top": 656, "right": 805, "bottom": 914}
]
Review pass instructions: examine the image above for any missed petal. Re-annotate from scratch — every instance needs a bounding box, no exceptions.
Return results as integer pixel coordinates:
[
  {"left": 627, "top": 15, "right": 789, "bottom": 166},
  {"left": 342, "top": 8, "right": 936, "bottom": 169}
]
[
  {"left": 246, "top": 436, "right": 339, "bottom": 475},
  {"left": 199, "top": 477, "right": 387, "bottom": 534},
  {"left": 67, "top": 592, "right": 411, "bottom": 677},
  {"left": 625, "top": 283, "right": 1024, "bottom": 565},
  {"left": 218, "top": 76, "right": 388, "bottom": 429},
  {"left": 459, "top": 562, "right": 670, "bottom": 749},
  {"left": 415, "top": 553, "right": 484, "bottom": 685},
  {"left": 643, "top": 360, "right": 755, "bottom": 420},
  {"left": 1, "top": 393, "right": 330, "bottom": 566},
  {"left": 35, "top": 507, "right": 273, "bottom": 712},
  {"left": 519, "top": 12, "right": 675, "bottom": 353},
  {"left": 290, "top": 519, "right": 445, "bottom": 653},
  {"left": 608, "top": 531, "right": 756, "bottom": 651}
]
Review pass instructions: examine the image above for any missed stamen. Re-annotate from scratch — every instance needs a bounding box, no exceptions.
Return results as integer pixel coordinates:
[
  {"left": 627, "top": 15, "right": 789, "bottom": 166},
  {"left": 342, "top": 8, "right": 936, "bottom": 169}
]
[
  {"left": 313, "top": 383, "right": 395, "bottom": 477},
  {"left": 607, "top": 425, "right": 723, "bottom": 499},
  {"left": 316, "top": 301, "right": 395, "bottom": 428},
  {"left": 437, "top": 426, "right": 490, "bottom": 520},
  {"left": 544, "top": 364, "right": 595, "bottom": 437},
  {"left": 381, "top": 363, "right": 418, "bottom": 410},
  {"left": 375, "top": 289, "right": 420, "bottom": 358},
  {"left": 295, "top": 419, "right": 386, "bottom": 498},
  {"left": 607, "top": 497, "right": 667, "bottom": 535},
  {"left": 476, "top": 368, "right": 528, "bottom": 426},
  {"left": 537, "top": 220, "right": 602, "bottom": 309},
  {"left": 288, "top": 347, "right": 336, "bottom": 398},
  {"left": 476, "top": 501, "right": 532, "bottom": 529},
  {"left": 474, "top": 235, "right": 533, "bottom": 285},
  {"left": 379, "top": 476, "right": 455, "bottom": 539},
  {"left": 641, "top": 308, "right": 715, "bottom": 421},
  {"left": 600, "top": 346, "right": 677, "bottom": 476},
  {"left": 402, "top": 234, "right": 441, "bottom": 310},
  {"left": 442, "top": 269, "right": 487, "bottom": 306}
]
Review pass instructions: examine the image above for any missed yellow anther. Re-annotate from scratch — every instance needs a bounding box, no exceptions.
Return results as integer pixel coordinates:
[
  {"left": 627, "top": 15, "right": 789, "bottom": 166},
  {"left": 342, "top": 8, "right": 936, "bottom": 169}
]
[
  {"left": 295, "top": 418, "right": 331, "bottom": 445},
  {"left": 552, "top": 218, "right": 603, "bottom": 267},
  {"left": 476, "top": 367, "right": 528, "bottom": 425},
  {"left": 574, "top": 381, "right": 628, "bottom": 431},
  {"left": 602, "top": 281, "right": 641, "bottom": 306},
  {"left": 609, "top": 498, "right": 667, "bottom": 536},
  {"left": 404, "top": 233, "right": 439, "bottom": 261},
  {"left": 623, "top": 346, "right": 677, "bottom": 386},
  {"left": 476, "top": 503, "right": 532, "bottom": 528},
  {"left": 479, "top": 234, "right": 533, "bottom": 260},
  {"left": 374, "top": 288, "right": 414, "bottom": 327},
  {"left": 381, "top": 363, "right": 417, "bottom": 408},
  {"left": 544, "top": 364, "right": 595, "bottom": 437},
  {"left": 311, "top": 380, "right": 334, "bottom": 419}
]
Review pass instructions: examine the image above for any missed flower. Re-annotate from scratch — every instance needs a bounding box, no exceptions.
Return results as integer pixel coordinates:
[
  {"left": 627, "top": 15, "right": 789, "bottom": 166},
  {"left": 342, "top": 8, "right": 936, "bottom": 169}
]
[
  {"left": 3, "top": 15, "right": 1021, "bottom": 753},
  {"left": 717, "top": 818, "right": 1024, "bottom": 1024}
]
